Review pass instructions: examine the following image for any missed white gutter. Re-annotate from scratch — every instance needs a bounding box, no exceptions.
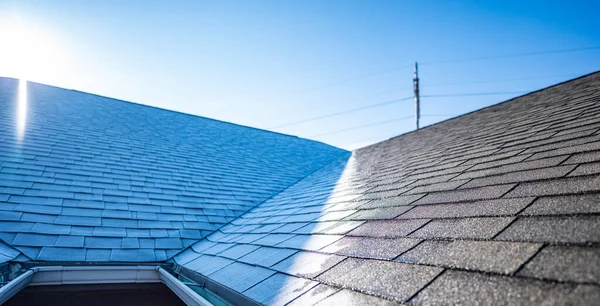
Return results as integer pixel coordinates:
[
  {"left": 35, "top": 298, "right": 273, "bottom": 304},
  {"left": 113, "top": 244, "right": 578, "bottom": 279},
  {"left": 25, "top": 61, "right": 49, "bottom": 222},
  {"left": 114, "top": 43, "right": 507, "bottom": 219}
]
[
  {"left": 157, "top": 266, "right": 214, "bottom": 306},
  {"left": 0, "top": 266, "right": 212, "bottom": 306},
  {"left": 0, "top": 269, "right": 33, "bottom": 305}
]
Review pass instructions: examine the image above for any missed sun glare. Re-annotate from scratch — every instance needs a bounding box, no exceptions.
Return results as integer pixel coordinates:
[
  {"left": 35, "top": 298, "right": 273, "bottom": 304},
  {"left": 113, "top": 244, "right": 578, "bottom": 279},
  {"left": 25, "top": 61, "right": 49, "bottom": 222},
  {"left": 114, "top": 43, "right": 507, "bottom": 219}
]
[
  {"left": 0, "top": 16, "right": 66, "bottom": 142},
  {"left": 17, "top": 78, "right": 27, "bottom": 141},
  {"left": 0, "top": 17, "right": 65, "bottom": 81}
]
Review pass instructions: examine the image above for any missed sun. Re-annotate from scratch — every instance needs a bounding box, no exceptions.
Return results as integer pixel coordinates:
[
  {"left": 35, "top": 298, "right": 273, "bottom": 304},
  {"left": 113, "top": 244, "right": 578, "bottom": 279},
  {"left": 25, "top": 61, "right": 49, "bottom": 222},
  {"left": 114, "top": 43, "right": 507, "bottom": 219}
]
[
  {"left": 0, "top": 16, "right": 65, "bottom": 142},
  {"left": 0, "top": 17, "right": 66, "bottom": 82}
]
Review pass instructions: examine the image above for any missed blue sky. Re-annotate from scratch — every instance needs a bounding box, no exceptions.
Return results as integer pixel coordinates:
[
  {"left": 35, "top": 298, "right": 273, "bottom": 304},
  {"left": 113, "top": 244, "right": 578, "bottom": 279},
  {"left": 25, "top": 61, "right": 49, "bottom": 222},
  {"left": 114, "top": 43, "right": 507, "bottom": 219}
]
[{"left": 1, "top": 0, "right": 599, "bottom": 149}]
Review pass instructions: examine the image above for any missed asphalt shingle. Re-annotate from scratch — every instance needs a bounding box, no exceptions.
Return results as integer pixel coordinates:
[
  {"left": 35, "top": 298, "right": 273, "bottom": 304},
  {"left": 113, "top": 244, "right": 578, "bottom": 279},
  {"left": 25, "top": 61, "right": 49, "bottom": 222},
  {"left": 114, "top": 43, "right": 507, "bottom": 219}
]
[
  {"left": 358, "top": 194, "right": 424, "bottom": 209},
  {"left": 243, "top": 273, "right": 318, "bottom": 306},
  {"left": 346, "top": 219, "right": 429, "bottom": 238},
  {"left": 321, "top": 237, "right": 421, "bottom": 260},
  {"left": 315, "top": 289, "right": 400, "bottom": 306},
  {"left": 518, "top": 246, "right": 600, "bottom": 284},
  {"left": 525, "top": 138, "right": 600, "bottom": 160},
  {"left": 504, "top": 175, "right": 600, "bottom": 198},
  {"left": 287, "top": 284, "right": 339, "bottom": 306},
  {"left": 459, "top": 165, "right": 576, "bottom": 189},
  {"left": 38, "top": 247, "right": 86, "bottom": 261},
  {"left": 345, "top": 206, "right": 412, "bottom": 220},
  {"left": 453, "top": 155, "right": 568, "bottom": 180},
  {"left": 398, "top": 198, "right": 534, "bottom": 219},
  {"left": 13, "top": 233, "right": 57, "bottom": 247},
  {"left": 411, "top": 270, "right": 576, "bottom": 305},
  {"left": 217, "top": 244, "right": 260, "bottom": 259},
  {"left": 237, "top": 246, "right": 297, "bottom": 267},
  {"left": 520, "top": 194, "right": 600, "bottom": 216},
  {"left": 55, "top": 235, "right": 85, "bottom": 248},
  {"left": 276, "top": 234, "right": 343, "bottom": 251},
  {"left": 568, "top": 161, "right": 600, "bottom": 176},
  {"left": 207, "top": 262, "right": 276, "bottom": 292},
  {"left": 253, "top": 234, "right": 296, "bottom": 246},
  {"left": 413, "top": 184, "right": 516, "bottom": 205},
  {"left": 271, "top": 251, "right": 345, "bottom": 278},
  {"left": 404, "top": 179, "right": 470, "bottom": 195},
  {"left": 409, "top": 217, "right": 514, "bottom": 239},
  {"left": 311, "top": 221, "right": 365, "bottom": 235},
  {"left": 317, "top": 258, "right": 443, "bottom": 302},
  {"left": 495, "top": 216, "right": 600, "bottom": 244},
  {"left": 563, "top": 150, "right": 600, "bottom": 164},
  {"left": 185, "top": 255, "right": 233, "bottom": 275},
  {"left": 397, "top": 239, "right": 541, "bottom": 274},
  {"left": 110, "top": 248, "right": 155, "bottom": 262}
]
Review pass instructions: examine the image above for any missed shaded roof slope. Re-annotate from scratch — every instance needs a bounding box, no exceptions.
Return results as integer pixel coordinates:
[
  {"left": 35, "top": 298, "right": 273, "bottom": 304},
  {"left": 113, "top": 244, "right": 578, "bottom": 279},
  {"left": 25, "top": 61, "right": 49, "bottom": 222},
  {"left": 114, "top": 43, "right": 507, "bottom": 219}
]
[
  {"left": 0, "top": 77, "right": 347, "bottom": 262},
  {"left": 176, "top": 71, "right": 600, "bottom": 305}
]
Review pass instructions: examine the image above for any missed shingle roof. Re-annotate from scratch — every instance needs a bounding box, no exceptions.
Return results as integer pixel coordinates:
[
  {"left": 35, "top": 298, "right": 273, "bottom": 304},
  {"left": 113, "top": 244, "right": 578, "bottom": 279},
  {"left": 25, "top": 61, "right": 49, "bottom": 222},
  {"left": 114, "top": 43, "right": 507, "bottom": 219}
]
[
  {"left": 0, "top": 77, "right": 347, "bottom": 262},
  {"left": 2, "top": 71, "right": 600, "bottom": 304},
  {"left": 0, "top": 241, "right": 20, "bottom": 264},
  {"left": 175, "top": 71, "right": 600, "bottom": 305}
]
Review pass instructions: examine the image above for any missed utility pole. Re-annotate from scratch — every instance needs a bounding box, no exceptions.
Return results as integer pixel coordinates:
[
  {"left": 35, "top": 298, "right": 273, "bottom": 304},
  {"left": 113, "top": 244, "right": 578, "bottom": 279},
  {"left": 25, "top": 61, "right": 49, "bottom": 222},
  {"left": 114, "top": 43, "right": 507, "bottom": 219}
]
[{"left": 413, "top": 62, "right": 420, "bottom": 130}]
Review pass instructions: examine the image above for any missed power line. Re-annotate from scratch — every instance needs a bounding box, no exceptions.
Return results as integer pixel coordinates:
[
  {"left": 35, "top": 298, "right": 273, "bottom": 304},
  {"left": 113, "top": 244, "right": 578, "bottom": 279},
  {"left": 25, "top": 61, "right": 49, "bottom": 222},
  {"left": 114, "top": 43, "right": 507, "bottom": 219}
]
[
  {"left": 304, "top": 90, "right": 530, "bottom": 138},
  {"left": 421, "top": 114, "right": 456, "bottom": 117},
  {"left": 332, "top": 113, "right": 463, "bottom": 146},
  {"left": 312, "top": 114, "right": 458, "bottom": 139},
  {"left": 422, "top": 91, "right": 529, "bottom": 98},
  {"left": 271, "top": 90, "right": 528, "bottom": 131},
  {"left": 252, "top": 46, "right": 597, "bottom": 112},
  {"left": 309, "top": 116, "right": 414, "bottom": 138},
  {"left": 421, "top": 73, "right": 582, "bottom": 88},
  {"left": 420, "top": 46, "right": 600, "bottom": 66},
  {"left": 268, "top": 96, "right": 413, "bottom": 129},
  {"left": 306, "top": 89, "right": 538, "bottom": 139},
  {"left": 287, "top": 65, "right": 413, "bottom": 95},
  {"left": 277, "top": 46, "right": 599, "bottom": 101}
]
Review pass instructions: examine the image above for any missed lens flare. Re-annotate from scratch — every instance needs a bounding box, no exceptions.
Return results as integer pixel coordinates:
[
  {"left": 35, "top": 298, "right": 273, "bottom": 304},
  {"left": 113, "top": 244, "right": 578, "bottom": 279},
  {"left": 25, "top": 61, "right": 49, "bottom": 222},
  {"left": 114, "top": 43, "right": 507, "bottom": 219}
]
[{"left": 17, "top": 78, "right": 27, "bottom": 141}]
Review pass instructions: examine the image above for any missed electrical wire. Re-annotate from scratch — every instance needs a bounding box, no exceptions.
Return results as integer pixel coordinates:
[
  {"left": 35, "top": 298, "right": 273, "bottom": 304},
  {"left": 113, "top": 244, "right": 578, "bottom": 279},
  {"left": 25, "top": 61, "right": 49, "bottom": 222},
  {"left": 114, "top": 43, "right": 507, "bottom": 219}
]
[
  {"left": 274, "top": 46, "right": 599, "bottom": 100},
  {"left": 305, "top": 88, "right": 537, "bottom": 138},
  {"left": 420, "top": 73, "right": 582, "bottom": 88},
  {"left": 421, "top": 114, "right": 456, "bottom": 117},
  {"left": 336, "top": 113, "right": 463, "bottom": 147},
  {"left": 311, "top": 114, "right": 459, "bottom": 139},
  {"left": 271, "top": 89, "right": 529, "bottom": 131},
  {"left": 287, "top": 65, "right": 413, "bottom": 95},
  {"left": 420, "top": 46, "right": 600, "bottom": 66},
  {"left": 309, "top": 116, "right": 414, "bottom": 138},
  {"left": 268, "top": 96, "right": 413, "bottom": 129},
  {"left": 422, "top": 91, "right": 529, "bottom": 98}
]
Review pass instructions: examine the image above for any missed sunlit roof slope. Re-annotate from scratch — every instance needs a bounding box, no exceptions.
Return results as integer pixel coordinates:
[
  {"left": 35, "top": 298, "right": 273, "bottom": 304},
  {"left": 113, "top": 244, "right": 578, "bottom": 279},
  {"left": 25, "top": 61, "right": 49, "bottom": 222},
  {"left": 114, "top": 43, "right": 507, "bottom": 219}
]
[
  {"left": 0, "top": 77, "right": 348, "bottom": 262},
  {"left": 176, "top": 71, "right": 600, "bottom": 305}
]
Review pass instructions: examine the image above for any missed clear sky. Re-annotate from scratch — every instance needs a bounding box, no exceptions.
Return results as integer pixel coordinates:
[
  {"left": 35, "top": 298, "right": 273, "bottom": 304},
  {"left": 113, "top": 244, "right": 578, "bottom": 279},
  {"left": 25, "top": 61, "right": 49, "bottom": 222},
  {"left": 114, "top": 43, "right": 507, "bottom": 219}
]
[{"left": 1, "top": 0, "right": 599, "bottom": 150}]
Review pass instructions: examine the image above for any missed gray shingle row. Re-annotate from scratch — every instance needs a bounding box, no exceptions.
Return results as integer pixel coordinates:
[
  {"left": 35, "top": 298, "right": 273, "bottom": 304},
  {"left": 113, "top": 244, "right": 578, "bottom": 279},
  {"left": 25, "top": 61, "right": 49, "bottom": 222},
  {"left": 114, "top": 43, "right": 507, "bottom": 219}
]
[
  {"left": 410, "top": 270, "right": 598, "bottom": 305},
  {"left": 175, "top": 73, "right": 600, "bottom": 304},
  {"left": 0, "top": 77, "right": 348, "bottom": 261},
  {"left": 4, "top": 70, "right": 600, "bottom": 304}
]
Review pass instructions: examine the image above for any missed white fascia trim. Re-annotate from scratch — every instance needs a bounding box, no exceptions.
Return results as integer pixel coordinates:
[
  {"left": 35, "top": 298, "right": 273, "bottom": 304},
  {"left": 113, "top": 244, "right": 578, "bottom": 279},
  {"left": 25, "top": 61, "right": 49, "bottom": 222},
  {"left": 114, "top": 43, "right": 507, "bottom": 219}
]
[
  {"left": 0, "top": 265, "right": 212, "bottom": 306},
  {"left": 29, "top": 266, "right": 161, "bottom": 286}
]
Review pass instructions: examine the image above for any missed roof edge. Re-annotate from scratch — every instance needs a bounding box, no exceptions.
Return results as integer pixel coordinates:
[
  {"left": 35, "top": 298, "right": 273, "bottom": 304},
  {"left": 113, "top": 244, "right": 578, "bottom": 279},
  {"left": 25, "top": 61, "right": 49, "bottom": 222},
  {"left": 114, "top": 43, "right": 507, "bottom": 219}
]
[
  {"left": 0, "top": 264, "right": 213, "bottom": 306},
  {"left": 355, "top": 69, "right": 600, "bottom": 151}
]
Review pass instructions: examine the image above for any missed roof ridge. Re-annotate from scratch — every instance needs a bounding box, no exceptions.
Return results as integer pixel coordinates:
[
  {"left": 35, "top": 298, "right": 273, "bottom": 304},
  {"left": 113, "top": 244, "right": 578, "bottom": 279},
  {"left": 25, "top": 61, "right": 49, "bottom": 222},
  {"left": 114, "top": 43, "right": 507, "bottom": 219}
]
[{"left": 0, "top": 76, "right": 344, "bottom": 152}]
